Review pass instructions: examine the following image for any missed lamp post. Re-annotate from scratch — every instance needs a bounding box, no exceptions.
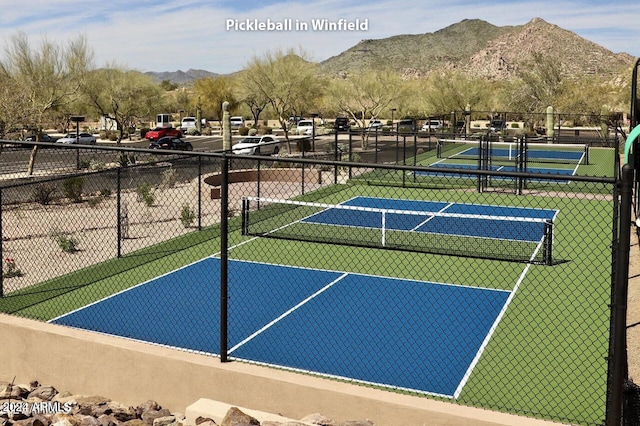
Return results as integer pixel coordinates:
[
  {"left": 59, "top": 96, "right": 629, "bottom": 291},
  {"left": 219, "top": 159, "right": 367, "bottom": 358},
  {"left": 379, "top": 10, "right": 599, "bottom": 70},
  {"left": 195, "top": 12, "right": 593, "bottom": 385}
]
[
  {"left": 311, "top": 113, "right": 319, "bottom": 151},
  {"left": 70, "top": 115, "right": 84, "bottom": 170}
]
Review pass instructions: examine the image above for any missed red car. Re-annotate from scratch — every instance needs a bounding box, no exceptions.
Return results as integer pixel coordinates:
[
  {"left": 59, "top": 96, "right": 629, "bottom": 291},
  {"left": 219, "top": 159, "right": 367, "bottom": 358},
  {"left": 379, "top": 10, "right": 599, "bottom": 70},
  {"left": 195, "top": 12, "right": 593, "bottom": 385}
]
[{"left": 145, "top": 126, "right": 182, "bottom": 141}]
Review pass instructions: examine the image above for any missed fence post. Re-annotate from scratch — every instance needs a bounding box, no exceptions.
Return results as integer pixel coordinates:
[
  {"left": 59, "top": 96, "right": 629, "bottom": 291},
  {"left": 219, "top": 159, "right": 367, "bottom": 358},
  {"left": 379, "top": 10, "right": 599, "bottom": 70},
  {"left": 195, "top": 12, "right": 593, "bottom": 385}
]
[
  {"left": 198, "top": 155, "right": 202, "bottom": 231},
  {"left": 116, "top": 168, "right": 122, "bottom": 258},
  {"left": 0, "top": 187, "right": 3, "bottom": 298},
  {"left": 220, "top": 154, "right": 229, "bottom": 363},
  {"left": 606, "top": 163, "right": 633, "bottom": 425}
]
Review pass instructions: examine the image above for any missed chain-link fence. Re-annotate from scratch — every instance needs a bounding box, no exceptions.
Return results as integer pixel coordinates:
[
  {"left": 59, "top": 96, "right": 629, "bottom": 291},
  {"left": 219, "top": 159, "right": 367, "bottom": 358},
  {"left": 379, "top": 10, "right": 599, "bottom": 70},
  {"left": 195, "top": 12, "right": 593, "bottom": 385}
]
[{"left": 0, "top": 140, "right": 626, "bottom": 425}]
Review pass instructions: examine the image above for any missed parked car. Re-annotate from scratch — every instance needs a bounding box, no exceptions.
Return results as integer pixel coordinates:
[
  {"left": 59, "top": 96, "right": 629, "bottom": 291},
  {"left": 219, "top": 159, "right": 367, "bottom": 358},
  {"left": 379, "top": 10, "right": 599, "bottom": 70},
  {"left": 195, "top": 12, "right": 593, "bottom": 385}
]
[
  {"left": 23, "top": 133, "right": 57, "bottom": 143},
  {"left": 56, "top": 132, "right": 97, "bottom": 145},
  {"left": 333, "top": 117, "right": 351, "bottom": 132},
  {"left": 397, "top": 119, "right": 416, "bottom": 133},
  {"left": 145, "top": 126, "right": 182, "bottom": 141},
  {"left": 180, "top": 117, "right": 199, "bottom": 135},
  {"left": 230, "top": 116, "right": 245, "bottom": 128},
  {"left": 295, "top": 120, "right": 314, "bottom": 135},
  {"left": 232, "top": 135, "right": 281, "bottom": 155},
  {"left": 421, "top": 120, "right": 443, "bottom": 132},
  {"left": 489, "top": 119, "right": 507, "bottom": 132},
  {"left": 367, "top": 120, "right": 383, "bottom": 131},
  {"left": 148, "top": 136, "right": 193, "bottom": 151}
]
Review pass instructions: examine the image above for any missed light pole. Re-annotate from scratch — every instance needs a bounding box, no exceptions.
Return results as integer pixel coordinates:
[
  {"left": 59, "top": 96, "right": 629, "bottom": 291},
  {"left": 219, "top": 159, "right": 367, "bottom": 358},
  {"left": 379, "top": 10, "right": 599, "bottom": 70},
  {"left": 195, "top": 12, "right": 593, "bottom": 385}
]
[
  {"left": 70, "top": 115, "right": 84, "bottom": 170},
  {"left": 311, "top": 113, "right": 318, "bottom": 151}
]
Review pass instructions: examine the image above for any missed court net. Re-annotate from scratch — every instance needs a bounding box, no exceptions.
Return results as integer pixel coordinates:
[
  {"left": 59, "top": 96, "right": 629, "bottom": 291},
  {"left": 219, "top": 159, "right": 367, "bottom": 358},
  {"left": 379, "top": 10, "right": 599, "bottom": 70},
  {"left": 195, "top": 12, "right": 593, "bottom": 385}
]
[
  {"left": 241, "top": 196, "right": 554, "bottom": 265},
  {"left": 437, "top": 139, "right": 589, "bottom": 165}
]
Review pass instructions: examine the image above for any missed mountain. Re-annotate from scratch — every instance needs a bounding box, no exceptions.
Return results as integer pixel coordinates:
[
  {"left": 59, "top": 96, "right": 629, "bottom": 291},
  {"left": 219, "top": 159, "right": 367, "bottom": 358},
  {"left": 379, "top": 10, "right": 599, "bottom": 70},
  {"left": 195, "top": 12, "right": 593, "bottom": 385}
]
[
  {"left": 145, "top": 18, "right": 636, "bottom": 85},
  {"left": 144, "top": 68, "right": 220, "bottom": 85},
  {"left": 317, "top": 18, "right": 636, "bottom": 81}
]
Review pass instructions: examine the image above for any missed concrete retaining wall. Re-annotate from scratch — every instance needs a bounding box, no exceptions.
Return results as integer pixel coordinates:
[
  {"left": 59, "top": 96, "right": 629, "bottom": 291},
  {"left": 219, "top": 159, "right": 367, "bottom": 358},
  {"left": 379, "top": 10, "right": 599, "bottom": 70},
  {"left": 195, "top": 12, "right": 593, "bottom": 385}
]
[{"left": 0, "top": 313, "right": 564, "bottom": 426}]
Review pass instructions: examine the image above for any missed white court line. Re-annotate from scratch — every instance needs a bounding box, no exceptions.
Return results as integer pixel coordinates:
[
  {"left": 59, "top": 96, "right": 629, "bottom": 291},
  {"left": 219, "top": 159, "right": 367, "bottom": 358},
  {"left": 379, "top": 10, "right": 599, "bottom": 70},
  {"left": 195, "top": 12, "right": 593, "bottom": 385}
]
[
  {"left": 453, "top": 247, "right": 540, "bottom": 398},
  {"left": 228, "top": 272, "right": 349, "bottom": 354},
  {"left": 48, "top": 257, "right": 211, "bottom": 323}
]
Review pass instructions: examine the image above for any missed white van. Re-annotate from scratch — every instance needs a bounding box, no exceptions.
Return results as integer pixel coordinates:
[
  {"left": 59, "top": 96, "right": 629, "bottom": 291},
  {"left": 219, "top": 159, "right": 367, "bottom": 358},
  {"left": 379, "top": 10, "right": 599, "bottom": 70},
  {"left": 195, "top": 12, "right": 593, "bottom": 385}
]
[{"left": 230, "top": 116, "right": 245, "bottom": 128}]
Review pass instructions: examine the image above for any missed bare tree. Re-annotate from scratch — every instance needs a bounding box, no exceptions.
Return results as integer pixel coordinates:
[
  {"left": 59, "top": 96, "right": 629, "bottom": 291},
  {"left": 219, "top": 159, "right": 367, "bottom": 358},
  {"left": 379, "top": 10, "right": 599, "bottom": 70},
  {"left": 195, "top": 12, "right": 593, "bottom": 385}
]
[{"left": 0, "top": 32, "right": 94, "bottom": 174}]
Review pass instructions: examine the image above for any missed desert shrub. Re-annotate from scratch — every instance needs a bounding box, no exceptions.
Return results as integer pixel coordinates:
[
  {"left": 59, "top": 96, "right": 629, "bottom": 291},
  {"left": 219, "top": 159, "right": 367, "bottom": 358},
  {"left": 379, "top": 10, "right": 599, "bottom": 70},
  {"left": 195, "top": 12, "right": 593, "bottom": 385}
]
[
  {"left": 180, "top": 203, "right": 196, "bottom": 228},
  {"left": 137, "top": 183, "right": 155, "bottom": 206},
  {"left": 62, "top": 177, "right": 84, "bottom": 202},
  {"left": 51, "top": 230, "right": 79, "bottom": 253},
  {"left": 117, "top": 153, "right": 130, "bottom": 167},
  {"left": 248, "top": 128, "right": 258, "bottom": 136},
  {"left": 140, "top": 128, "right": 150, "bottom": 138},
  {"left": 87, "top": 196, "right": 103, "bottom": 207},
  {"left": 32, "top": 184, "right": 57, "bottom": 205},
  {"left": 238, "top": 126, "right": 250, "bottom": 136}
]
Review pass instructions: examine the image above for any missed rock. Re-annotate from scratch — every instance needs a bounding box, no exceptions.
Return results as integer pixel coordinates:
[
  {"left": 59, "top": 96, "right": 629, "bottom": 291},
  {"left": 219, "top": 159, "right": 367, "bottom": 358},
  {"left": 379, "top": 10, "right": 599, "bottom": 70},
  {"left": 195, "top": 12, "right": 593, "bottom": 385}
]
[
  {"left": 136, "top": 401, "right": 160, "bottom": 418},
  {"left": 151, "top": 416, "right": 176, "bottom": 426},
  {"left": 194, "top": 418, "right": 217, "bottom": 426},
  {"left": 11, "top": 415, "right": 50, "bottom": 426},
  {"left": 300, "top": 413, "right": 335, "bottom": 425},
  {"left": 78, "top": 415, "right": 102, "bottom": 426},
  {"left": 28, "top": 387, "right": 59, "bottom": 402},
  {"left": 122, "top": 420, "right": 146, "bottom": 426},
  {"left": 220, "top": 407, "right": 259, "bottom": 426},
  {"left": 141, "top": 409, "right": 171, "bottom": 426},
  {"left": 97, "top": 414, "right": 122, "bottom": 426},
  {"left": 0, "top": 383, "right": 30, "bottom": 399},
  {"left": 337, "top": 421, "right": 374, "bottom": 426}
]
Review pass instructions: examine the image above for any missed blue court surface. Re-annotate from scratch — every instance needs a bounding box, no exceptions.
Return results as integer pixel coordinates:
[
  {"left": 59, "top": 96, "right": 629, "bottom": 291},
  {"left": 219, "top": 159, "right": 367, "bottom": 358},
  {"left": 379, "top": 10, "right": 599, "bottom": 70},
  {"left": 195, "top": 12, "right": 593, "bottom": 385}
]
[
  {"left": 417, "top": 163, "right": 576, "bottom": 183},
  {"left": 51, "top": 257, "right": 512, "bottom": 398},
  {"left": 454, "top": 146, "right": 585, "bottom": 163},
  {"left": 303, "top": 196, "right": 557, "bottom": 243}
]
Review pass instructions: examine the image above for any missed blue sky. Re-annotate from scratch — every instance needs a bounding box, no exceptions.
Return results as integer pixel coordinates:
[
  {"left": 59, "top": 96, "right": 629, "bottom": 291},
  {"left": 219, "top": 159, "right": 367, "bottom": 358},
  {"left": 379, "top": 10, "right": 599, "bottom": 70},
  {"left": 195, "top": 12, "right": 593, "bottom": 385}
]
[{"left": 1, "top": 0, "right": 638, "bottom": 74}]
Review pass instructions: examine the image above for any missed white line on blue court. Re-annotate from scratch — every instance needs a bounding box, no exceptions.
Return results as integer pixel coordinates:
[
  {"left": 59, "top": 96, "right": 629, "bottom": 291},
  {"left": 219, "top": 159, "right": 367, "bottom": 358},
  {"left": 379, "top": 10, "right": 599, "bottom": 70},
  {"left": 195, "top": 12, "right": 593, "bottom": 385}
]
[{"left": 228, "top": 272, "right": 349, "bottom": 354}]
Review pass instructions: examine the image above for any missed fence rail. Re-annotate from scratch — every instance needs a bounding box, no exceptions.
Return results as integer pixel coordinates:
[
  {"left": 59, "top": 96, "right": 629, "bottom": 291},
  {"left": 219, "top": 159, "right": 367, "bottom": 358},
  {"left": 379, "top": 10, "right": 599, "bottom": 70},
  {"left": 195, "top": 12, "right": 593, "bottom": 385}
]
[{"left": 0, "top": 140, "right": 628, "bottom": 425}]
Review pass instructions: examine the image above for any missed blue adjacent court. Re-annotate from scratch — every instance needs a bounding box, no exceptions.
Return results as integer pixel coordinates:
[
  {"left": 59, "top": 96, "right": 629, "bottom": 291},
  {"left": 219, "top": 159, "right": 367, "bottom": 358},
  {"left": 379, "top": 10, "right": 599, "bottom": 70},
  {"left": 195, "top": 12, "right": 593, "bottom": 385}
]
[
  {"left": 51, "top": 257, "right": 511, "bottom": 398},
  {"left": 417, "top": 162, "right": 577, "bottom": 183},
  {"left": 303, "top": 196, "right": 557, "bottom": 243}
]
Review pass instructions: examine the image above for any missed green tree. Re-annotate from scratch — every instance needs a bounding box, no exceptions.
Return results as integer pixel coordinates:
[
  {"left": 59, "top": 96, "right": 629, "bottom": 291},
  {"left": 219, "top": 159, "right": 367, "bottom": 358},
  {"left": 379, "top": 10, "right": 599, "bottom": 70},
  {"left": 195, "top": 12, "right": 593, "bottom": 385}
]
[
  {"left": 414, "top": 70, "right": 489, "bottom": 118},
  {"left": 0, "top": 32, "right": 94, "bottom": 174},
  {"left": 327, "top": 70, "right": 405, "bottom": 148},
  {"left": 81, "top": 66, "right": 162, "bottom": 143},
  {"left": 193, "top": 76, "right": 238, "bottom": 124},
  {"left": 242, "top": 48, "right": 322, "bottom": 151},
  {"left": 506, "top": 51, "right": 564, "bottom": 114}
]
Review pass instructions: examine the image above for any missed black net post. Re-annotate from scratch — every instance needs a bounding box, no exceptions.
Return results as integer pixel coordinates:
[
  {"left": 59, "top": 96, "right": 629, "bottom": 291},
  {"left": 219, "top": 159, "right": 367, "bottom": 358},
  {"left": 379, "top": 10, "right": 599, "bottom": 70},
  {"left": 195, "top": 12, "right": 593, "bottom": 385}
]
[
  {"left": 241, "top": 197, "right": 249, "bottom": 236},
  {"left": 543, "top": 221, "right": 553, "bottom": 266}
]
